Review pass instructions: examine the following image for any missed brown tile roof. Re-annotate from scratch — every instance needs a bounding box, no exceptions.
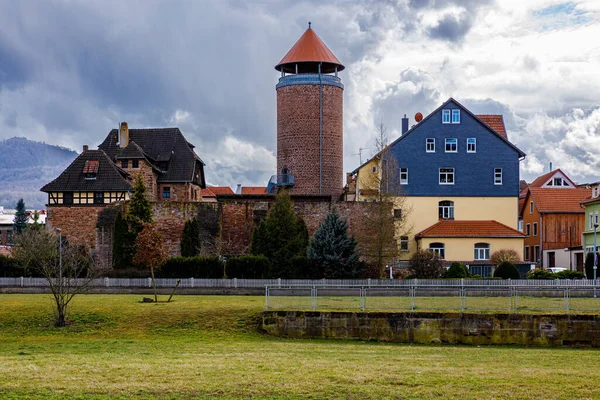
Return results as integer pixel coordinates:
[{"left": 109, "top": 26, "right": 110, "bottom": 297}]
[
  {"left": 529, "top": 187, "right": 590, "bottom": 213},
  {"left": 201, "top": 188, "right": 216, "bottom": 198},
  {"left": 476, "top": 115, "right": 507, "bottom": 139},
  {"left": 241, "top": 186, "right": 266, "bottom": 195},
  {"left": 529, "top": 168, "right": 576, "bottom": 187},
  {"left": 275, "top": 25, "right": 344, "bottom": 74},
  {"left": 415, "top": 220, "right": 525, "bottom": 238},
  {"left": 207, "top": 186, "right": 234, "bottom": 195}
]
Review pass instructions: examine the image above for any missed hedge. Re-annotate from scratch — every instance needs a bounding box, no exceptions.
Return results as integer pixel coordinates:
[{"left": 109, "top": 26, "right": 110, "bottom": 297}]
[
  {"left": 225, "top": 255, "right": 271, "bottom": 279},
  {"left": 158, "top": 256, "right": 224, "bottom": 278}
]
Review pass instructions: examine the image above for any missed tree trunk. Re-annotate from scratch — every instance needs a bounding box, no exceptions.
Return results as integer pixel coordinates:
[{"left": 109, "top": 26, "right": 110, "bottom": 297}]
[
  {"left": 150, "top": 266, "right": 158, "bottom": 303},
  {"left": 55, "top": 304, "right": 67, "bottom": 327}
]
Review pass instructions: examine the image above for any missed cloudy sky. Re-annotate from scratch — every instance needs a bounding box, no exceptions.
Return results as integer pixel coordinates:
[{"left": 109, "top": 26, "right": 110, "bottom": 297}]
[{"left": 1, "top": 0, "right": 599, "bottom": 187}]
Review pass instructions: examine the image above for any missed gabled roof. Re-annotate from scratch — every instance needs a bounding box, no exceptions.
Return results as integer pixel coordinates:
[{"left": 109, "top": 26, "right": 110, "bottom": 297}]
[
  {"left": 415, "top": 220, "right": 525, "bottom": 238},
  {"left": 351, "top": 97, "right": 526, "bottom": 174},
  {"left": 98, "top": 127, "right": 205, "bottom": 185},
  {"left": 528, "top": 187, "right": 590, "bottom": 213},
  {"left": 476, "top": 115, "right": 507, "bottom": 139},
  {"left": 241, "top": 186, "right": 267, "bottom": 195},
  {"left": 114, "top": 141, "right": 148, "bottom": 160},
  {"left": 275, "top": 25, "right": 344, "bottom": 74},
  {"left": 529, "top": 168, "right": 576, "bottom": 188},
  {"left": 41, "top": 150, "right": 131, "bottom": 193}
]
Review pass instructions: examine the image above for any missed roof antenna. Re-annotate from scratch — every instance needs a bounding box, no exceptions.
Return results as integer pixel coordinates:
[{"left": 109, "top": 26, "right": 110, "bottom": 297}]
[{"left": 308, "top": 21, "right": 311, "bottom": 29}]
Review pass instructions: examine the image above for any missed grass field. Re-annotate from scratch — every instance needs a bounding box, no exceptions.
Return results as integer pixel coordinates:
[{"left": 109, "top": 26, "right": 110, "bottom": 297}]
[{"left": 1, "top": 294, "right": 599, "bottom": 399}]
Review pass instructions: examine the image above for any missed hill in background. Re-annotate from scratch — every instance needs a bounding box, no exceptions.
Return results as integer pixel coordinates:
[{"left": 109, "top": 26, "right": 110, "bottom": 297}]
[{"left": 0, "top": 137, "right": 78, "bottom": 209}]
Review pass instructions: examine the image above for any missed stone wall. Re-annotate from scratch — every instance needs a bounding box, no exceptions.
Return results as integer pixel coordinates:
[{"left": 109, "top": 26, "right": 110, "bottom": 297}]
[
  {"left": 46, "top": 206, "right": 107, "bottom": 249},
  {"left": 123, "top": 160, "right": 158, "bottom": 201},
  {"left": 263, "top": 311, "right": 600, "bottom": 347}
]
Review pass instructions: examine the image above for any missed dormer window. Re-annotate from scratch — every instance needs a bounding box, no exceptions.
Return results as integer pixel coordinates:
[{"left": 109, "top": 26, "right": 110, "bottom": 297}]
[
  {"left": 593, "top": 187, "right": 599, "bottom": 199},
  {"left": 82, "top": 160, "right": 99, "bottom": 180}
]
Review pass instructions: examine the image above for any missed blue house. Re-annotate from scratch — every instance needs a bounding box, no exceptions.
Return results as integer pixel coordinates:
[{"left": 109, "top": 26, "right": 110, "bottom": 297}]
[{"left": 351, "top": 98, "right": 527, "bottom": 274}]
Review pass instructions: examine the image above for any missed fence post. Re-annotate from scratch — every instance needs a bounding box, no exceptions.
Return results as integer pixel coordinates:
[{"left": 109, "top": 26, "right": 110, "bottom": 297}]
[
  {"left": 190, "top": 277, "right": 194, "bottom": 288},
  {"left": 277, "top": 278, "right": 281, "bottom": 288},
  {"left": 361, "top": 287, "right": 366, "bottom": 312},
  {"left": 265, "top": 287, "right": 269, "bottom": 310},
  {"left": 367, "top": 278, "right": 371, "bottom": 288},
  {"left": 21, "top": 276, "right": 24, "bottom": 287},
  {"left": 148, "top": 277, "right": 152, "bottom": 288},
  {"left": 105, "top": 277, "right": 109, "bottom": 287},
  {"left": 234, "top": 277, "right": 238, "bottom": 288},
  {"left": 564, "top": 288, "right": 569, "bottom": 315}
]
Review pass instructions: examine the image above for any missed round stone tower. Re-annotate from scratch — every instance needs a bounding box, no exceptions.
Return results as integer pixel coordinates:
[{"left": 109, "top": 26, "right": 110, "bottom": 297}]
[{"left": 274, "top": 23, "right": 344, "bottom": 197}]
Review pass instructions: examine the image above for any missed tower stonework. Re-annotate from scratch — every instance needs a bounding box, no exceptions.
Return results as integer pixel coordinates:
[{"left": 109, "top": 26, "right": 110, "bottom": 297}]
[{"left": 274, "top": 25, "right": 344, "bottom": 197}]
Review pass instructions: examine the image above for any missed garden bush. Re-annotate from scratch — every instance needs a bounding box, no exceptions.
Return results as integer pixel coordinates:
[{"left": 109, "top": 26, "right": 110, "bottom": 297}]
[
  {"left": 408, "top": 250, "right": 445, "bottom": 279},
  {"left": 0, "top": 255, "right": 24, "bottom": 277},
  {"left": 585, "top": 252, "right": 599, "bottom": 279},
  {"left": 225, "top": 255, "right": 270, "bottom": 279},
  {"left": 493, "top": 261, "right": 520, "bottom": 279},
  {"left": 159, "top": 256, "right": 224, "bottom": 278},
  {"left": 553, "top": 270, "right": 585, "bottom": 279},
  {"left": 444, "top": 262, "right": 469, "bottom": 278},
  {"left": 527, "top": 268, "right": 556, "bottom": 280}
]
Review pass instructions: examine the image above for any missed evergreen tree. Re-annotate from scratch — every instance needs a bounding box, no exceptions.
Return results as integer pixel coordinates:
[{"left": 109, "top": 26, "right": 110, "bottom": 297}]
[
  {"left": 13, "top": 198, "right": 28, "bottom": 235},
  {"left": 112, "top": 211, "right": 135, "bottom": 269},
  {"left": 308, "top": 208, "right": 360, "bottom": 278},
  {"left": 250, "top": 190, "right": 308, "bottom": 278},
  {"left": 29, "top": 211, "right": 43, "bottom": 232},
  {"left": 181, "top": 218, "right": 201, "bottom": 257},
  {"left": 128, "top": 175, "right": 153, "bottom": 232}
]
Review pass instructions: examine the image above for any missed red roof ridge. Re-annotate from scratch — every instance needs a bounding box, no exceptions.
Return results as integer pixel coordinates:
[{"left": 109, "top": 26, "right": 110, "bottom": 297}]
[{"left": 415, "top": 219, "right": 525, "bottom": 238}]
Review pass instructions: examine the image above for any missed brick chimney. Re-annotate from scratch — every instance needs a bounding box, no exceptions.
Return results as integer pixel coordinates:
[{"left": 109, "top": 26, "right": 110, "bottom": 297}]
[
  {"left": 119, "top": 122, "right": 129, "bottom": 148},
  {"left": 82, "top": 145, "right": 89, "bottom": 152}
]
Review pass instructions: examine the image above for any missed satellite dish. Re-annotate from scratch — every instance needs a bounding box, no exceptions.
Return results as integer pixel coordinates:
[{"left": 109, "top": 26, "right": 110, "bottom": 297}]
[{"left": 415, "top": 112, "right": 423, "bottom": 122}]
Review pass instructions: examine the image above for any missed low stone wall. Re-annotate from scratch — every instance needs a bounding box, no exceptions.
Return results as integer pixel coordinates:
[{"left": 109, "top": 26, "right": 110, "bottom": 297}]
[{"left": 262, "top": 311, "right": 600, "bottom": 347}]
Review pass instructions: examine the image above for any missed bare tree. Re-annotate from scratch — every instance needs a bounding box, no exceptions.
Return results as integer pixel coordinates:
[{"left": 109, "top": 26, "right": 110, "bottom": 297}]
[
  {"left": 13, "top": 229, "right": 107, "bottom": 327},
  {"left": 358, "top": 122, "right": 413, "bottom": 278}
]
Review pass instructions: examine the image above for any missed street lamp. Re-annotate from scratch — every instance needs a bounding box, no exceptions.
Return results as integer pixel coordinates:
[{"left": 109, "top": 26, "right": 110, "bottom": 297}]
[
  {"left": 594, "top": 224, "right": 598, "bottom": 298},
  {"left": 55, "top": 228, "right": 62, "bottom": 285}
]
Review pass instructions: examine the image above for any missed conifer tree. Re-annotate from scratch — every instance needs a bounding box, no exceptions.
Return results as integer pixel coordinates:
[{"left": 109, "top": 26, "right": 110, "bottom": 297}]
[
  {"left": 308, "top": 208, "right": 360, "bottom": 278},
  {"left": 250, "top": 190, "right": 308, "bottom": 278},
  {"left": 112, "top": 211, "right": 135, "bottom": 269},
  {"left": 128, "top": 175, "right": 153, "bottom": 232},
  {"left": 181, "top": 218, "right": 201, "bottom": 257},
  {"left": 13, "top": 198, "right": 28, "bottom": 235}
]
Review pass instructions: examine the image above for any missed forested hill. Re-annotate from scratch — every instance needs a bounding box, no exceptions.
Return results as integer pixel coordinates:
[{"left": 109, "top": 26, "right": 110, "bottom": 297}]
[{"left": 0, "top": 137, "right": 78, "bottom": 209}]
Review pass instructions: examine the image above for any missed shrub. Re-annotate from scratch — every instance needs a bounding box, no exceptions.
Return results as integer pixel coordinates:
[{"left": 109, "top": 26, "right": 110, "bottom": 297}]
[
  {"left": 181, "top": 218, "right": 201, "bottom": 257},
  {"left": 159, "top": 256, "right": 224, "bottom": 278},
  {"left": 225, "top": 255, "right": 270, "bottom": 279},
  {"left": 585, "top": 252, "right": 599, "bottom": 279},
  {"left": 527, "top": 268, "right": 555, "bottom": 280},
  {"left": 493, "top": 261, "right": 520, "bottom": 279},
  {"left": 444, "top": 262, "right": 469, "bottom": 278},
  {"left": 553, "top": 270, "right": 586, "bottom": 279},
  {"left": 408, "top": 250, "right": 444, "bottom": 279},
  {"left": 0, "top": 255, "right": 23, "bottom": 277},
  {"left": 490, "top": 249, "right": 520, "bottom": 265}
]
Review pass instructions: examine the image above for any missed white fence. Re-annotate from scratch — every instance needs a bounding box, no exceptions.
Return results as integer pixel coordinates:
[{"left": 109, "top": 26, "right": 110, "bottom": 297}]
[{"left": 0, "top": 277, "right": 599, "bottom": 289}]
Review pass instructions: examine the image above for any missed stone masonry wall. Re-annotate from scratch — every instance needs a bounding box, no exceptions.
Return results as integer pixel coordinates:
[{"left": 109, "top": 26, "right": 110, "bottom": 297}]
[
  {"left": 46, "top": 206, "right": 106, "bottom": 249},
  {"left": 263, "top": 311, "right": 600, "bottom": 347},
  {"left": 277, "top": 84, "right": 343, "bottom": 197}
]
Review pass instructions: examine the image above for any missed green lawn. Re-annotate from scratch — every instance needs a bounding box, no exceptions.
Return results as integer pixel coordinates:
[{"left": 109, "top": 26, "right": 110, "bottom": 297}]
[{"left": 1, "top": 294, "right": 599, "bottom": 399}]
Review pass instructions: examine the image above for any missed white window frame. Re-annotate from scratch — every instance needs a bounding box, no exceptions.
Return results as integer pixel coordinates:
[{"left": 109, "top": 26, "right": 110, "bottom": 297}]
[
  {"left": 518, "top": 220, "right": 524, "bottom": 232},
  {"left": 439, "top": 168, "right": 455, "bottom": 185},
  {"left": 526, "top": 223, "right": 531, "bottom": 236},
  {"left": 590, "top": 212, "right": 594, "bottom": 230},
  {"left": 467, "top": 138, "right": 476, "bottom": 153},
  {"left": 445, "top": 138, "right": 457, "bottom": 153},
  {"left": 426, "top": 138, "right": 435, "bottom": 153},
  {"left": 474, "top": 243, "right": 490, "bottom": 260},
  {"left": 494, "top": 168, "right": 502, "bottom": 185},
  {"left": 400, "top": 236, "right": 409, "bottom": 252},
  {"left": 439, "top": 201, "right": 454, "bottom": 219},
  {"left": 451, "top": 109, "right": 461, "bottom": 124},
  {"left": 530, "top": 201, "right": 534, "bottom": 214},
  {"left": 533, "top": 222, "right": 538, "bottom": 236},
  {"left": 429, "top": 243, "right": 445, "bottom": 259},
  {"left": 399, "top": 167, "right": 408, "bottom": 185},
  {"left": 442, "top": 109, "right": 451, "bottom": 124},
  {"left": 524, "top": 246, "right": 530, "bottom": 261},
  {"left": 595, "top": 211, "right": 599, "bottom": 226}
]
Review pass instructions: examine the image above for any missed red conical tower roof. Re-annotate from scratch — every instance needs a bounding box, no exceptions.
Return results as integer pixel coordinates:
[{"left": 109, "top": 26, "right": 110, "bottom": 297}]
[{"left": 275, "top": 23, "right": 344, "bottom": 74}]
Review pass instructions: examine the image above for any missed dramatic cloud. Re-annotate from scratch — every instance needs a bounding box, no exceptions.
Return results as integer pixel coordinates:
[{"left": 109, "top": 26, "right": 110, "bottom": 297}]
[{"left": 0, "top": 0, "right": 599, "bottom": 188}]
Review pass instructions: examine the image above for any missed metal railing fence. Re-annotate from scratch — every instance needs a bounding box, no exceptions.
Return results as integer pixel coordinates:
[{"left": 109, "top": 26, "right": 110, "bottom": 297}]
[
  {"left": 1, "top": 277, "right": 599, "bottom": 289},
  {"left": 265, "top": 285, "right": 600, "bottom": 314}
]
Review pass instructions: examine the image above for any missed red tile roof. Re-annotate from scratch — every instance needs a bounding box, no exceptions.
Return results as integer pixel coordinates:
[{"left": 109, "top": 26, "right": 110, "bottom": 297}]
[
  {"left": 208, "top": 186, "right": 235, "bottom": 195},
  {"left": 529, "top": 187, "right": 590, "bottom": 213},
  {"left": 275, "top": 26, "right": 344, "bottom": 73},
  {"left": 201, "top": 188, "right": 216, "bottom": 198},
  {"left": 415, "top": 220, "right": 525, "bottom": 238},
  {"left": 476, "top": 115, "right": 507, "bottom": 139},
  {"left": 241, "top": 186, "right": 266, "bottom": 195}
]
